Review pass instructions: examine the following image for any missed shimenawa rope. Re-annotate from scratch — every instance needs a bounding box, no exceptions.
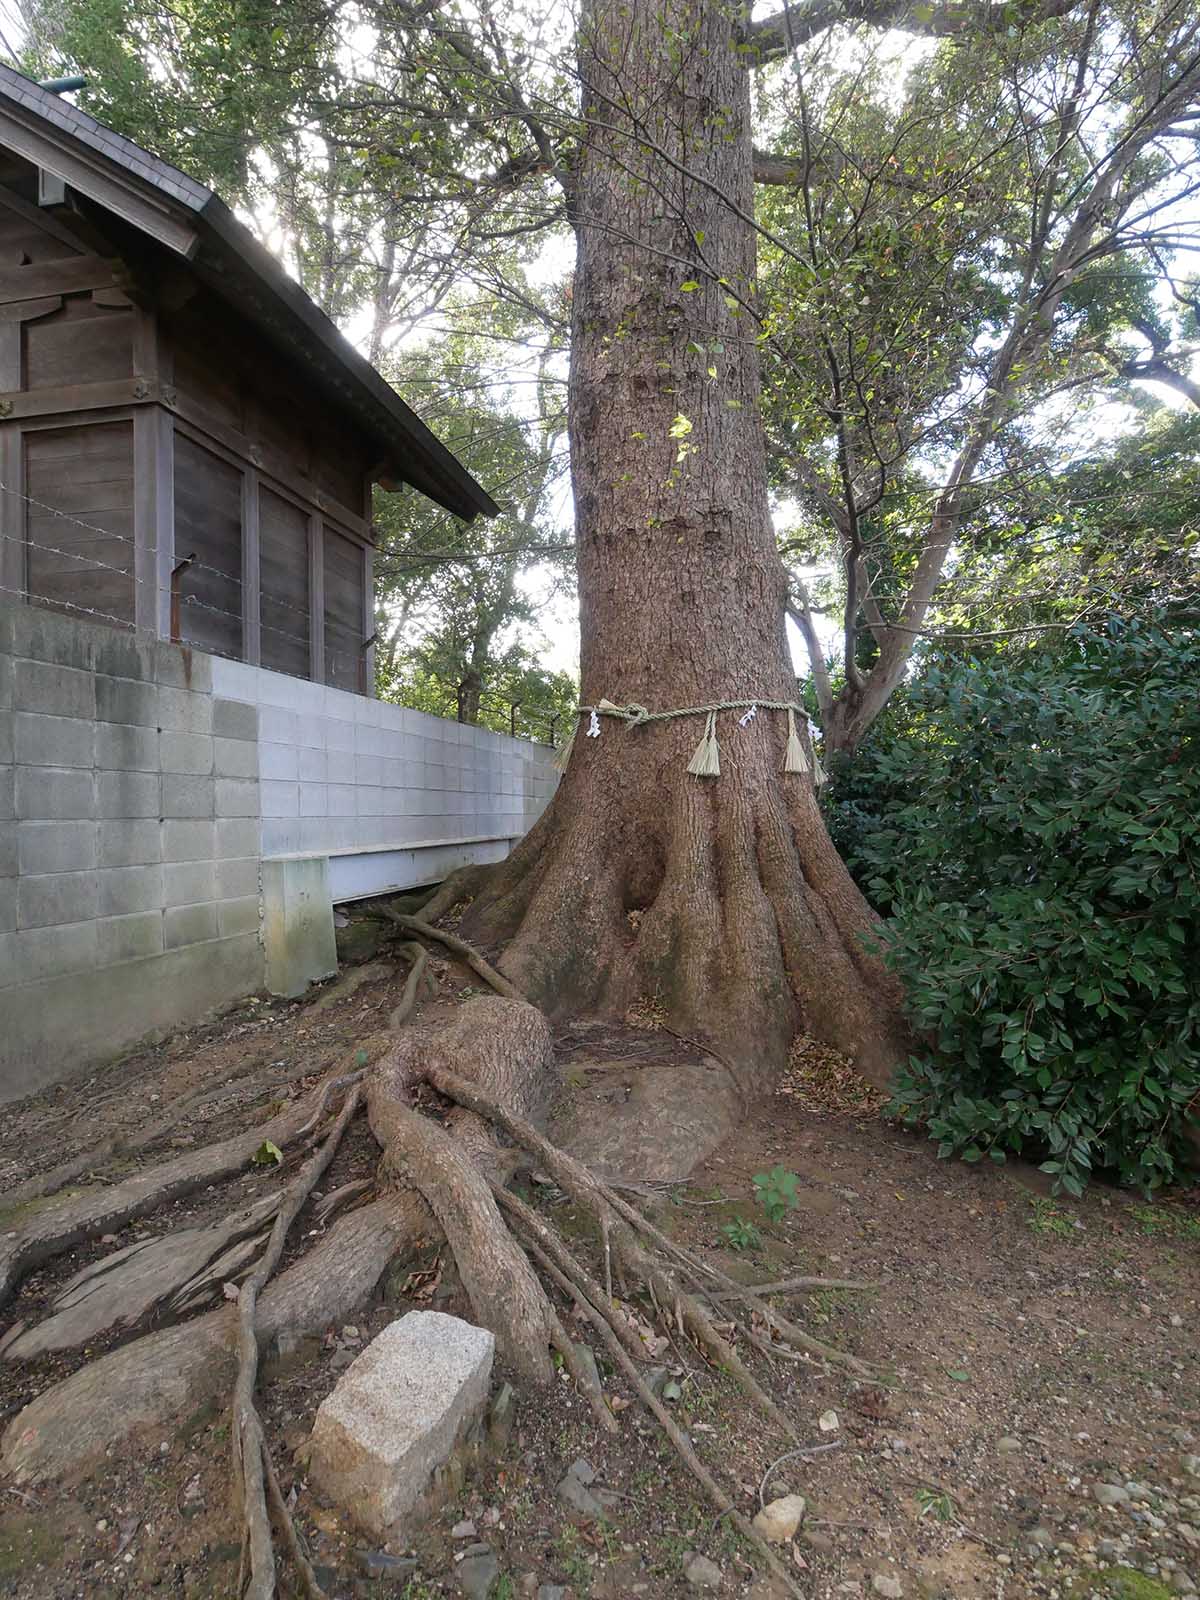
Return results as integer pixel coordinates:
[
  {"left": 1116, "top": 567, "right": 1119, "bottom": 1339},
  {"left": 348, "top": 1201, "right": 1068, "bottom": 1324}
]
[{"left": 555, "top": 697, "right": 826, "bottom": 784}]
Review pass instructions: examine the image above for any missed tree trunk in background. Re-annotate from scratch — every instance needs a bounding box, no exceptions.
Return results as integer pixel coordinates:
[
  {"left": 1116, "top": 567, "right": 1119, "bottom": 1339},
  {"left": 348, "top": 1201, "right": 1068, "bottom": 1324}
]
[{"left": 464, "top": 0, "right": 907, "bottom": 1089}]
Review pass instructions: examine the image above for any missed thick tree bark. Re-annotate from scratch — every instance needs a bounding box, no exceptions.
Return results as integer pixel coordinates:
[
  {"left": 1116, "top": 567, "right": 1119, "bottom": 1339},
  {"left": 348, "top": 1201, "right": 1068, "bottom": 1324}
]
[{"left": 463, "top": 0, "right": 907, "bottom": 1089}]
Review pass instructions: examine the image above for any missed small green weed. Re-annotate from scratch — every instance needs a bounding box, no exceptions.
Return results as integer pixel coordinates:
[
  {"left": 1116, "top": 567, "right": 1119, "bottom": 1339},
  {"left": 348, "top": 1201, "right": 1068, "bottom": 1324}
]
[
  {"left": 1027, "top": 1196, "right": 1075, "bottom": 1237},
  {"left": 719, "top": 1216, "right": 762, "bottom": 1251},
  {"left": 914, "top": 1487, "right": 954, "bottom": 1522},
  {"left": 752, "top": 1166, "right": 800, "bottom": 1223},
  {"left": 1128, "top": 1205, "right": 1200, "bottom": 1240}
]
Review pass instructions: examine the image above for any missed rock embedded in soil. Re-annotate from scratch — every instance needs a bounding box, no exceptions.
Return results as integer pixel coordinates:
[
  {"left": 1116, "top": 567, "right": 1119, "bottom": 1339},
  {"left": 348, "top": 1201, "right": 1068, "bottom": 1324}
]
[
  {"left": 1095, "top": 1483, "right": 1132, "bottom": 1506},
  {"left": 751, "top": 1494, "right": 807, "bottom": 1543},
  {"left": 557, "top": 1458, "right": 606, "bottom": 1520},
  {"left": 872, "top": 1575, "right": 904, "bottom": 1598},
  {"left": 683, "top": 1551, "right": 723, "bottom": 1589},
  {"left": 458, "top": 1542, "right": 500, "bottom": 1599},
  {"left": 307, "top": 1310, "right": 494, "bottom": 1541}
]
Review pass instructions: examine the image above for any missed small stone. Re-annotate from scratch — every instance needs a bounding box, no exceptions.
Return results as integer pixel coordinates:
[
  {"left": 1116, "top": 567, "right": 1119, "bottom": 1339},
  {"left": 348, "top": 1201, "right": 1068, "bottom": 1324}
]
[
  {"left": 452, "top": 1520, "right": 478, "bottom": 1539},
  {"left": 356, "top": 1550, "right": 418, "bottom": 1578},
  {"left": 646, "top": 1367, "right": 671, "bottom": 1397},
  {"left": 536, "top": 1587, "right": 567, "bottom": 1600},
  {"left": 1024, "top": 1528, "right": 1053, "bottom": 1551},
  {"left": 1183, "top": 1457, "right": 1200, "bottom": 1479},
  {"left": 459, "top": 1545, "right": 500, "bottom": 1600},
  {"left": 751, "top": 1495, "right": 807, "bottom": 1543},
  {"left": 818, "top": 1410, "right": 840, "bottom": 1434},
  {"left": 997, "top": 1437, "right": 1022, "bottom": 1454},
  {"left": 1095, "top": 1484, "right": 1131, "bottom": 1506},
  {"left": 683, "top": 1552, "right": 722, "bottom": 1589},
  {"left": 1172, "top": 1315, "right": 1184, "bottom": 1328},
  {"left": 872, "top": 1576, "right": 903, "bottom": 1598},
  {"left": 558, "top": 1461, "right": 605, "bottom": 1520}
]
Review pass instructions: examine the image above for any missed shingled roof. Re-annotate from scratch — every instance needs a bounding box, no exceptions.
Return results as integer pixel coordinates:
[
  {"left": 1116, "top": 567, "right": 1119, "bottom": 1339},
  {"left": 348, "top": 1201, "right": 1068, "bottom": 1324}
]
[{"left": 0, "top": 64, "right": 498, "bottom": 522}]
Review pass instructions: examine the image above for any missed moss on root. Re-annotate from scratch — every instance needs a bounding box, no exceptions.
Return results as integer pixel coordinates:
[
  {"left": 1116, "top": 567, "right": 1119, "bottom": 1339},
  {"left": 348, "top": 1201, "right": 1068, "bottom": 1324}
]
[{"left": 1069, "top": 1568, "right": 1175, "bottom": 1600}]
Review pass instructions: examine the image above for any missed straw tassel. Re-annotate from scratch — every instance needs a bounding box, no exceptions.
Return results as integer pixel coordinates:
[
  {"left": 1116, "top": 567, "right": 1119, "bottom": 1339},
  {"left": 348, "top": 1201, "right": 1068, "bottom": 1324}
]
[
  {"left": 687, "top": 710, "right": 721, "bottom": 777},
  {"left": 782, "top": 708, "right": 809, "bottom": 774},
  {"left": 812, "top": 749, "right": 828, "bottom": 787},
  {"left": 554, "top": 717, "right": 579, "bottom": 771}
]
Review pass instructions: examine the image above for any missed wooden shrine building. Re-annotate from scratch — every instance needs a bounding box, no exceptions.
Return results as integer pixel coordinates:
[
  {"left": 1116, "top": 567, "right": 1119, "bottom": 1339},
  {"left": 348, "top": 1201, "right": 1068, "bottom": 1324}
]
[{"left": 0, "top": 65, "right": 496, "bottom": 692}]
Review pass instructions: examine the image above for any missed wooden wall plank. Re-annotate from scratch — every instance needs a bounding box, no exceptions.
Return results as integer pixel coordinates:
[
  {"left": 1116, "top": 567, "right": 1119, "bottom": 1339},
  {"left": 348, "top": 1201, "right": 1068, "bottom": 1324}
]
[
  {"left": 260, "top": 484, "right": 309, "bottom": 678},
  {"left": 173, "top": 428, "right": 242, "bottom": 657},
  {"left": 24, "top": 419, "right": 135, "bottom": 627}
]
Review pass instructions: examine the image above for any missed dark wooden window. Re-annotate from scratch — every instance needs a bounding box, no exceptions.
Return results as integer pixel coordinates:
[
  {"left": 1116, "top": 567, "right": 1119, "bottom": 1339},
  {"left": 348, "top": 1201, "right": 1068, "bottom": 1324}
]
[
  {"left": 259, "top": 486, "right": 309, "bottom": 677},
  {"left": 174, "top": 430, "right": 242, "bottom": 658},
  {"left": 24, "top": 420, "right": 135, "bottom": 627},
  {"left": 323, "top": 526, "right": 364, "bottom": 692}
]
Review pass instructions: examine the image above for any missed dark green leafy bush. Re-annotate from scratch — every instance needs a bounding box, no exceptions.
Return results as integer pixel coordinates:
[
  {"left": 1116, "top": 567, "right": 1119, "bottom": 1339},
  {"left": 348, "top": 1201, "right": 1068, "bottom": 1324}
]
[{"left": 826, "top": 619, "right": 1200, "bottom": 1194}]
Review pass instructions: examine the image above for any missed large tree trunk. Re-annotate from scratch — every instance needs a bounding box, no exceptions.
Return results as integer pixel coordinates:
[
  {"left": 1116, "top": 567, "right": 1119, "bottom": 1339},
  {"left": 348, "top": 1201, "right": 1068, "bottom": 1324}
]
[{"left": 464, "top": 0, "right": 907, "bottom": 1089}]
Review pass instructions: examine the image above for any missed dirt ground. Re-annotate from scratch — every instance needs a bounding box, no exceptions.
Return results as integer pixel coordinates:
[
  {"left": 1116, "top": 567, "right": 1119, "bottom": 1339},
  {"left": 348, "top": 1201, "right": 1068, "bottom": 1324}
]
[{"left": 1, "top": 939, "right": 1198, "bottom": 1600}]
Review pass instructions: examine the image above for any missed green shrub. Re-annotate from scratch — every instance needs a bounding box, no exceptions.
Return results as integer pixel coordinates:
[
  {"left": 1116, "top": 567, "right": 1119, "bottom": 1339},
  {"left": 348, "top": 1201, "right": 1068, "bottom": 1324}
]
[{"left": 827, "top": 618, "right": 1200, "bottom": 1194}]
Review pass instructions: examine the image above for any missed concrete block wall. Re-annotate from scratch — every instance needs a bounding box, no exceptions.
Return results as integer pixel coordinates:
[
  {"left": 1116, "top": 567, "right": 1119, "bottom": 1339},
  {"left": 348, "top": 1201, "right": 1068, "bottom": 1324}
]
[
  {"left": 0, "top": 601, "right": 267, "bottom": 1099},
  {"left": 209, "top": 657, "right": 555, "bottom": 860},
  {"left": 1, "top": 600, "right": 560, "bottom": 1101}
]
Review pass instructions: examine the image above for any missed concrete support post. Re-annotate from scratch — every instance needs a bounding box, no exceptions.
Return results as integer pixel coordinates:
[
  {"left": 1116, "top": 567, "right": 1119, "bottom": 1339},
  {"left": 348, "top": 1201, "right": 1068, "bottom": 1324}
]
[{"left": 261, "top": 855, "right": 337, "bottom": 997}]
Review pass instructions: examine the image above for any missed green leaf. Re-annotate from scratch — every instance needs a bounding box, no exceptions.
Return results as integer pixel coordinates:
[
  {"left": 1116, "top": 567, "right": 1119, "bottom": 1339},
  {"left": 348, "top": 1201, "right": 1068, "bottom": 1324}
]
[{"left": 253, "top": 1140, "right": 284, "bottom": 1167}]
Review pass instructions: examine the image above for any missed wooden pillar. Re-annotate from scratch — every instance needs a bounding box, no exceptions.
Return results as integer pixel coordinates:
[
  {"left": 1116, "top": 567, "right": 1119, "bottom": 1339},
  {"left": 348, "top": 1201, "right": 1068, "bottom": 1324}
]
[
  {"left": 308, "top": 513, "right": 325, "bottom": 684},
  {"left": 361, "top": 541, "right": 375, "bottom": 698},
  {"left": 242, "top": 466, "right": 260, "bottom": 664},
  {"left": 0, "top": 318, "right": 23, "bottom": 603},
  {"left": 132, "top": 307, "right": 173, "bottom": 638}
]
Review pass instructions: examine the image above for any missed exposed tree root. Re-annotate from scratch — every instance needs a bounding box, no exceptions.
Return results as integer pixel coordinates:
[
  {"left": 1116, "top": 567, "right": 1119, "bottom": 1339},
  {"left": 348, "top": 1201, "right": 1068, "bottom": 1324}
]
[
  {"left": 427, "top": 1064, "right": 800, "bottom": 1438},
  {"left": 520, "top": 1234, "right": 803, "bottom": 1599},
  {"left": 2, "top": 895, "right": 879, "bottom": 1600},
  {"left": 1, "top": 1194, "right": 427, "bottom": 1483},
  {"left": 233, "top": 1084, "right": 363, "bottom": 1600},
  {"left": 368, "top": 1086, "right": 555, "bottom": 1384},
  {"left": 381, "top": 907, "right": 524, "bottom": 1000}
]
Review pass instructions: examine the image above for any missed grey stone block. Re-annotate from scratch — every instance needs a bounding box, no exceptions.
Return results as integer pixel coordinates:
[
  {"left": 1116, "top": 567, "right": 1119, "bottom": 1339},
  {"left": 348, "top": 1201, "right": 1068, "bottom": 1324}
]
[
  {"left": 92, "top": 632, "right": 152, "bottom": 683},
  {"left": 0, "top": 770, "right": 12, "bottom": 824},
  {"left": 98, "top": 819, "right": 161, "bottom": 867},
  {"left": 214, "top": 735, "right": 258, "bottom": 778},
  {"left": 215, "top": 817, "right": 260, "bottom": 859},
  {"left": 14, "top": 658, "right": 95, "bottom": 719},
  {"left": 18, "top": 820, "right": 95, "bottom": 875},
  {"left": 261, "top": 779, "right": 299, "bottom": 817},
  {"left": 0, "top": 876, "right": 14, "bottom": 932},
  {"left": 160, "top": 730, "right": 214, "bottom": 776},
  {"left": 11, "top": 604, "right": 95, "bottom": 672},
  {"left": 16, "top": 918, "right": 98, "bottom": 983},
  {"left": 98, "top": 864, "right": 162, "bottom": 917},
  {"left": 95, "top": 722, "right": 158, "bottom": 772},
  {"left": 156, "top": 686, "right": 213, "bottom": 735},
  {"left": 163, "top": 900, "right": 219, "bottom": 949},
  {"left": 94, "top": 675, "right": 158, "bottom": 728},
  {"left": 0, "top": 709, "right": 10, "bottom": 764},
  {"left": 307, "top": 1313, "right": 494, "bottom": 1542},
  {"left": 215, "top": 777, "right": 260, "bottom": 818},
  {"left": 18, "top": 870, "right": 98, "bottom": 930},
  {"left": 154, "top": 642, "right": 212, "bottom": 692},
  {"left": 259, "top": 741, "right": 298, "bottom": 781},
  {"left": 212, "top": 697, "right": 258, "bottom": 741},
  {"left": 96, "top": 910, "right": 164, "bottom": 965},
  {"left": 14, "top": 712, "right": 94, "bottom": 768},
  {"left": 15, "top": 766, "right": 94, "bottom": 822},
  {"left": 218, "top": 894, "right": 260, "bottom": 938},
  {"left": 97, "top": 769, "right": 161, "bottom": 819},
  {"left": 215, "top": 856, "right": 258, "bottom": 899},
  {"left": 0, "top": 651, "right": 12, "bottom": 711},
  {"left": 163, "top": 860, "right": 217, "bottom": 907},
  {"left": 161, "top": 819, "right": 215, "bottom": 862},
  {"left": 162, "top": 773, "right": 215, "bottom": 819}
]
